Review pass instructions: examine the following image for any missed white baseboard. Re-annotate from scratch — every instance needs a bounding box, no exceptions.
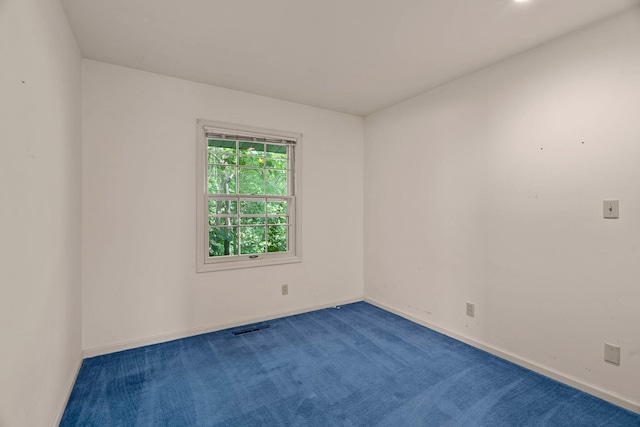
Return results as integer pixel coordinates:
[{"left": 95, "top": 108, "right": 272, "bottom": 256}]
[
  {"left": 83, "top": 297, "right": 362, "bottom": 358},
  {"left": 364, "top": 297, "right": 640, "bottom": 415},
  {"left": 52, "top": 352, "right": 83, "bottom": 427}
]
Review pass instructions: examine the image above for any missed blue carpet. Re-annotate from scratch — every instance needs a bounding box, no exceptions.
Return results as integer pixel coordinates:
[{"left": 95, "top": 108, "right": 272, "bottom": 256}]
[{"left": 61, "top": 302, "right": 640, "bottom": 426}]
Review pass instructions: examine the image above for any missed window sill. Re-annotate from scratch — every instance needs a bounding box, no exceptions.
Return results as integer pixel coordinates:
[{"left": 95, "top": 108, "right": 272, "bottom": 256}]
[{"left": 196, "top": 254, "right": 301, "bottom": 272}]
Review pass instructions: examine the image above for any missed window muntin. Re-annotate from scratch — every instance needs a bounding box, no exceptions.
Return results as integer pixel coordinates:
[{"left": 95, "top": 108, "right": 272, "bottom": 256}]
[{"left": 197, "top": 120, "right": 301, "bottom": 271}]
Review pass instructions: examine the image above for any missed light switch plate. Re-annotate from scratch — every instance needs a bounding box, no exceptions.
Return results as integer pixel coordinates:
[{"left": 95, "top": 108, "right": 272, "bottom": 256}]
[
  {"left": 603, "top": 200, "right": 619, "bottom": 219},
  {"left": 604, "top": 343, "right": 620, "bottom": 366}
]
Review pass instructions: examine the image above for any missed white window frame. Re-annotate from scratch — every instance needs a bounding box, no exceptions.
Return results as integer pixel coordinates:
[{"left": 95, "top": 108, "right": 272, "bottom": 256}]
[{"left": 196, "top": 119, "right": 302, "bottom": 272}]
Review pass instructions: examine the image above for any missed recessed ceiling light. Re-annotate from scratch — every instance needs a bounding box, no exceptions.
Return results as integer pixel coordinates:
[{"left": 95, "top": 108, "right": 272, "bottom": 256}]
[{"left": 514, "top": 0, "right": 530, "bottom": 3}]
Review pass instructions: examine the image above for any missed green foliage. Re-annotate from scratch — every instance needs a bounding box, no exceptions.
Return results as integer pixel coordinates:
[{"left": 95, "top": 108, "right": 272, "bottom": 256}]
[
  {"left": 267, "top": 226, "right": 287, "bottom": 252},
  {"left": 209, "top": 227, "right": 238, "bottom": 257},
  {"left": 240, "top": 226, "right": 266, "bottom": 255}
]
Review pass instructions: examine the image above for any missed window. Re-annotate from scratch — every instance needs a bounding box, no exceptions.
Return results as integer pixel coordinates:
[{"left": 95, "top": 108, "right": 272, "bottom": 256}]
[{"left": 196, "top": 120, "right": 301, "bottom": 271}]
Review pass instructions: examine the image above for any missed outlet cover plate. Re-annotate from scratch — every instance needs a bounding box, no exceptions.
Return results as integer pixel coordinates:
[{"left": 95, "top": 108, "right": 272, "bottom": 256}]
[
  {"left": 604, "top": 343, "right": 620, "bottom": 366},
  {"left": 466, "top": 302, "right": 475, "bottom": 317},
  {"left": 282, "top": 284, "right": 288, "bottom": 296}
]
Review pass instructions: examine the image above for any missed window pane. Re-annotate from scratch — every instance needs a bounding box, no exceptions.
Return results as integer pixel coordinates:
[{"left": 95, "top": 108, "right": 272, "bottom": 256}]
[
  {"left": 209, "top": 227, "right": 238, "bottom": 257},
  {"left": 238, "top": 156, "right": 264, "bottom": 167},
  {"left": 238, "top": 168, "right": 264, "bottom": 195},
  {"left": 267, "top": 201, "right": 287, "bottom": 214},
  {"left": 238, "top": 141, "right": 265, "bottom": 156},
  {"left": 267, "top": 216, "right": 287, "bottom": 225},
  {"left": 265, "top": 169, "right": 287, "bottom": 196},
  {"left": 240, "top": 200, "right": 266, "bottom": 215},
  {"left": 208, "top": 149, "right": 236, "bottom": 165},
  {"left": 208, "top": 139, "right": 236, "bottom": 152},
  {"left": 267, "top": 226, "right": 288, "bottom": 252},
  {"left": 266, "top": 144, "right": 287, "bottom": 159},
  {"left": 240, "top": 217, "right": 266, "bottom": 225},
  {"left": 209, "top": 199, "right": 238, "bottom": 215},
  {"left": 209, "top": 217, "right": 238, "bottom": 226},
  {"left": 208, "top": 165, "right": 236, "bottom": 194},
  {"left": 240, "top": 226, "right": 266, "bottom": 255},
  {"left": 265, "top": 158, "right": 287, "bottom": 169}
]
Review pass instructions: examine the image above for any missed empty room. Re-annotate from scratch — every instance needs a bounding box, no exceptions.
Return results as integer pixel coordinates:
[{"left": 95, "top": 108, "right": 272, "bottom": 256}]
[{"left": 2, "top": 0, "right": 640, "bottom": 425}]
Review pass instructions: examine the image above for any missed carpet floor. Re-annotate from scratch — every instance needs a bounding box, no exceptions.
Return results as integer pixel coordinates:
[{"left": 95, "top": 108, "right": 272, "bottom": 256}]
[{"left": 61, "top": 302, "right": 640, "bottom": 426}]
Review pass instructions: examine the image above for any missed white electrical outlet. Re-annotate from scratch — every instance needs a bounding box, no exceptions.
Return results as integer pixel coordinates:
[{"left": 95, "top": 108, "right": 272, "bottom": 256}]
[
  {"left": 466, "top": 302, "right": 475, "bottom": 317},
  {"left": 282, "top": 284, "right": 288, "bottom": 296},
  {"left": 604, "top": 343, "right": 620, "bottom": 366}
]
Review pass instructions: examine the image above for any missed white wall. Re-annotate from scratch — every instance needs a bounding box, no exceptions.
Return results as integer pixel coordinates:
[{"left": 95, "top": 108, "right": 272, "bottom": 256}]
[
  {"left": 0, "top": 0, "right": 82, "bottom": 425},
  {"left": 364, "top": 8, "right": 640, "bottom": 406},
  {"left": 82, "top": 60, "right": 364, "bottom": 351}
]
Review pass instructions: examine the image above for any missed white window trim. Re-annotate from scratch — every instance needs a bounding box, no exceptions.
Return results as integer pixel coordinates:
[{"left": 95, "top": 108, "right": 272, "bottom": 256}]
[{"left": 196, "top": 119, "right": 302, "bottom": 272}]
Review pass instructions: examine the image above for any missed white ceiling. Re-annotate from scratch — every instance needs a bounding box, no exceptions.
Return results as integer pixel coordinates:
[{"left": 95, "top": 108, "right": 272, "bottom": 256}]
[{"left": 61, "top": 0, "right": 639, "bottom": 116}]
